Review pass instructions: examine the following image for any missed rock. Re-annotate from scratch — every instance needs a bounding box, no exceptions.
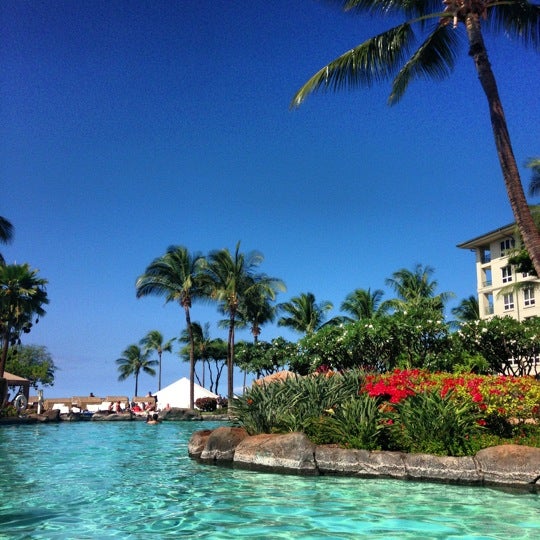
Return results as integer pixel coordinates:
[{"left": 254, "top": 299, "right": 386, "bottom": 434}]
[
  {"left": 475, "top": 444, "right": 540, "bottom": 486},
  {"left": 91, "top": 412, "right": 133, "bottom": 421},
  {"left": 200, "top": 426, "right": 249, "bottom": 462},
  {"left": 42, "top": 409, "right": 60, "bottom": 422},
  {"left": 403, "top": 453, "right": 480, "bottom": 484},
  {"left": 234, "top": 432, "right": 317, "bottom": 474},
  {"left": 188, "top": 429, "right": 213, "bottom": 458},
  {"left": 316, "top": 446, "right": 407, "bottom": 478},
  {"left": 161, "top": 408, "right": 202, "bottom": 421}
]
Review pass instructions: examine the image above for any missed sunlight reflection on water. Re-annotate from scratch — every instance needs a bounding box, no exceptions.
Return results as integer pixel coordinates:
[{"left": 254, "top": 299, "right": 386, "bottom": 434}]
[{"left": 0, "top": 421, "right": 538, "bottom": 539}]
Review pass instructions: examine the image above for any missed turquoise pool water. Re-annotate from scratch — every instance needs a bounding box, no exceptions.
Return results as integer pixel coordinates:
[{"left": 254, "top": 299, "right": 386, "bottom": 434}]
[{"left": 0, "top": 421, "right": 538, "bottom": 539}]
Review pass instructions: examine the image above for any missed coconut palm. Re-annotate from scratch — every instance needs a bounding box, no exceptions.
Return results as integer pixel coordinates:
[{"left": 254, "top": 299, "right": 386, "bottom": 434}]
[
  {"left": 116, "top": 344, "right": 157, "bottom": 397},
  {"left": 527, "top": 158, "right": 540, "bottom": 197},
  {"left": 204, "top": 242, "right": 283, "bottom": 401},
  {"left": 0, "top": 217, "right": 14, "bottom": 266},
  {"left": 0, "top": 263, "right": 48, "bottom": 379},
  {"left": 385, "top": 263, "right": 453, "bottom": 314},
  {"left": 238, "top": 278, "right": 284, "bottom": 343},
  {"left": 340, "top": 287, "right": 388, "bottom": 321},
  {"left": 136, "top": 246, "right": 206, "bottom": 408},
  {"left": 179, "top": 322, "right": 227, "bottom": 393},
  {"left": 292, "top": 1, "right": 540, "bottom": 276},
  {"left": 451, "top": 295, "right": 480, "bottom": 322},
  {"left": 140, "top": 330, "right": 175, "bottom": 391},
  {"left": 277, "top": 292, "right": 333, "bottom": 335}
]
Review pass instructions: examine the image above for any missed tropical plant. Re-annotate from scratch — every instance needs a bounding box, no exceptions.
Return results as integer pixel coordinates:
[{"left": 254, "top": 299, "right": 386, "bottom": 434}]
[
  {"left": 527, "top": 157, "right": 540, "bottom": 197},
  {"left": 386, "top": 390, "right": 481, "bottom": 456},
  {"left": 139, "top": 330, "right": 175, "bottom": 391},
  {"left": 451, "top": 295, "right": 480, "bottom": 322},
  {"left": 0, "top": 217, "right": 14, "bottom": 266},
  {"left": 0, "top": 263, "right": 48, "bottom": 379},
  {"left": 237, "top": 280, "right": 280, "bottom": 343},
  {"left": 232, "top": 369, "right": 364, "bottom": 435},
  {"left": 204, "top": 242, "right": 283, "bottom": 401},
  {"left": 304, "top": 393, "right": 384, "bottom": 449},
  {"left": 116, "top": 344, "right": 157, "bottom": 397},
  {"left": 340, "top": 287, "right": 388, "bottom": 321},
  {"left": 5, "top": 344, "right": 56, "bottom": 388},
  {"left": 457, "top": 315, "right": 540, "bottom": 376},
  {"left": 277, "top": 292, "right": 333, "bottom": 335},
  {"left": 178, "top": 322, "right": 227, "bottom": 394},
  {"left": 292, "top": 0, "right": 540, "bottom": 277},
  {"left": 136, "top": 246, "right": 206, "bottom": 408},
  {"left": 385, "top": 264, "right": 453, "bottom": 315},
  {"left": 235, "top": 337, "right": 294, "bottom": 379}
]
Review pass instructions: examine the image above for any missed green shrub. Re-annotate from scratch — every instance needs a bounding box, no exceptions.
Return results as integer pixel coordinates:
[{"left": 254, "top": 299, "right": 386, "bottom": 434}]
[
  {"left": 304, "top": 393, "right": 383, "bottom": 450},
  {"left": 231, "top": 370, "right": 365, "bottom": 435},
  {"left": 386, "top": 390, "right": 482, "bottom": 456}
]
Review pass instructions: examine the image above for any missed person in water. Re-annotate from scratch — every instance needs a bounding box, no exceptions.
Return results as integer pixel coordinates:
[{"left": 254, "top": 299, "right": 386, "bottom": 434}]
[{"left": 146, "top": 413, "right": 160, "bottom": 425}]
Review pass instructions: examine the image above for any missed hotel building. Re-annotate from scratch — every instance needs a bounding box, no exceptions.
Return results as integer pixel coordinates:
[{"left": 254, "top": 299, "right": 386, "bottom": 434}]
[{"left": 458, "top": 223, "right": 540, "bottom": 321}]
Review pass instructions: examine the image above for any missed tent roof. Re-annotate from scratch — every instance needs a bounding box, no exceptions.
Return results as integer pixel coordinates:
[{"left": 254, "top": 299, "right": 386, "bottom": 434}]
[{"left": 154, "top": 377, "right": 218, "bottom": 409}]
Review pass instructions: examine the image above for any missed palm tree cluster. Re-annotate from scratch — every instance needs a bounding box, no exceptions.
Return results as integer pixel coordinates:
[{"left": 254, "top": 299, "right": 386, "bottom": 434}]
[
  {"left": 0, "top": 217, "right": 49, "bottom": 399},
  {"left": 132, "top": 245, "right": 471, "bottom": 405},
  {"left": 135, "top": 242, "right": 285, "bottom": 405}
]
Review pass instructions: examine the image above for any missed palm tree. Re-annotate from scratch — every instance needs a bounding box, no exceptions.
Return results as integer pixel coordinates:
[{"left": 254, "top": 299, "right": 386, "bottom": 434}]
[
  {"left": 0, "top": 217, "right": 14, "bottom": 266},
  {"left": 0, "top": 263, "right": 48, "bottom": 379},
  {"left": 116, "top": 344, "right": 157, "bottom": 397},
  {"left": 136, "top": 246, "right": 206, "bottom": 408},
  {"left": 238, "top": 278, "right": 284, "bottom": 343},
  {"left": 340, "top": 287, "right": 388, "bottom": 321},
  {"left": 527, "top": 157, "right": 540, "bottom": 197},
  {"left": 277, "top": 292, "right": 333, "bottom": 334},
  {"left": 451, "top": 295, "right": 480, "bottom": 322},
  {"left": 178, "top": 322, "right": 227, "bottom": 393},
  {"left": 385, "top": 263, "right": 453, "bottom": 314},
  {"left": 140, "top": 330, "right": 175, "bottom": 391},
  {"left": 204, "top": 242, "right": 283, "bottom": 401},
  {"left": 292, "top": 1, "right": 540, "bottom": 276}
]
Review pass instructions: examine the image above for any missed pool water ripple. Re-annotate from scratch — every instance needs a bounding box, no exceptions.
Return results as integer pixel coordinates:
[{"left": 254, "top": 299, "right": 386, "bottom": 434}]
[{"left": 0, "top": 422, "right": 538, "bottom": 539}]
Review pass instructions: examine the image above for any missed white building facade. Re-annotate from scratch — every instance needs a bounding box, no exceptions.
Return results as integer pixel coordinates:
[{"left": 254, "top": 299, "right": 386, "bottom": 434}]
[{"left": 458, "top": 224, "right": 540, "bottom": 321}]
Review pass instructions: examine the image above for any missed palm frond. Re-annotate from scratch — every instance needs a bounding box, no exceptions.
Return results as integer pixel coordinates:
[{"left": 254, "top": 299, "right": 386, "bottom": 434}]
[
  {"left": 291, "top": 22, "right": 414, "bottom": 108},
  {"left": 527, "top": 157, "right": 540, "bottom": 197},
  {"left": 487, "top": 2, "right": 540, "bottom": 49},
  {"left": 390, "top": 22, "right": 460, "bottom": 104},
  {"left": 334, "top": 0, "right": 441, "bottom": 18}
]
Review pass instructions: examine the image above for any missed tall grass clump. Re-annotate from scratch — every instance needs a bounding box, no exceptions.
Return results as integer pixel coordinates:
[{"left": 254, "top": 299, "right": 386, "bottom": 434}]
[
  {"left": 231, "top": 370, "right": 365, "bottom": 435},
  {"left": 385, "top": 390, "right": 482, "bottom": 456}
]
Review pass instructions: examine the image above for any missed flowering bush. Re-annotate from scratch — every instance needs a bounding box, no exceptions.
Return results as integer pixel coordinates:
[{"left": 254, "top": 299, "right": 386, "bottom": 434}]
[
  {"left": 363, "top": 369, "right": 540, "bottom": 423},
  {"left": 194, "top": 397, "right": 218, "bottom": 412}
]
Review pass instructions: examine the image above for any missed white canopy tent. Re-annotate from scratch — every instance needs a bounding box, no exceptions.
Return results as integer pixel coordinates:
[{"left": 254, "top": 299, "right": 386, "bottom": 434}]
[{"left": 154, "top": 377, "right": 219, "bottom": 410}]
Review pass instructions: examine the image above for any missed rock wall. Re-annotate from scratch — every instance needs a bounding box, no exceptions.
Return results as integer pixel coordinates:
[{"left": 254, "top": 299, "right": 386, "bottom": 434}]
[{"left": 189, "top": 427, "right": 540, "bottom": 490}]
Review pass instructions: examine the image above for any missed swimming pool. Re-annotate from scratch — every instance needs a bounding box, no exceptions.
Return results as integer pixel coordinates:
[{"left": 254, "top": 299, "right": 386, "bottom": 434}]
[{"left": 0, "top": 421, "right": 538, "bottom": 539}]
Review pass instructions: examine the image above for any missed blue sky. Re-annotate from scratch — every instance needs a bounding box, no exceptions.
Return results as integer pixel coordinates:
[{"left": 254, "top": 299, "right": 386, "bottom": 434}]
[{"left": 2, "top": 0, "right": 539, "bottom": 399}]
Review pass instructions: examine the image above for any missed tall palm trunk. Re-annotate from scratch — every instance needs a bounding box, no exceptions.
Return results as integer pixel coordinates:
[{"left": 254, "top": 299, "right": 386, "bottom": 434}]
[
  {"left": 157, "top": 351, "right": 163, "bottom": 391},
  {"left": 227, "top": 310, "right": 235, "bottom": 402},
  {"left": 0, "top": 331, "right": 9, "bottom": 378},
  {"left": 184, "top": 305, "right": 195, "bottom": 409},
  {"left": 466, "top": 14, "right": 540, "bottom": 276}
]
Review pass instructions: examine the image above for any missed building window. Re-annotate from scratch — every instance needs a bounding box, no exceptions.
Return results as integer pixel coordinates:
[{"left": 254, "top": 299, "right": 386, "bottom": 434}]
[
  {"left": 481, "top": 247, "right": 491, "bottom": 264},
  {"left": 484, "top": 293, "right": 494, "bottom": 315},
  {"left": 501, "top": 265, "right": 512, "bottom": 283},
  {"left": 503, "top": 293, "right": 514, "bottom": 311},
  {"left": 524, "top": 287, "right": 535, "bottom": 307},
  {"left": 482, "top": 268, "right": 492, "bottom": 287},
  {"left": 500, "top": 237, "right": 515, "bottom": 257}
]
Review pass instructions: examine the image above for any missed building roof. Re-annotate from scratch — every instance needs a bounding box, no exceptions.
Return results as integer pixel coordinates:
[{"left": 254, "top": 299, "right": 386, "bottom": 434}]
[
  {"left": 457, "top": 222, "right": 515, "bottom": 250},
  {"left": 3, "top": 371, "right": 31, "bottom": 387}
]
